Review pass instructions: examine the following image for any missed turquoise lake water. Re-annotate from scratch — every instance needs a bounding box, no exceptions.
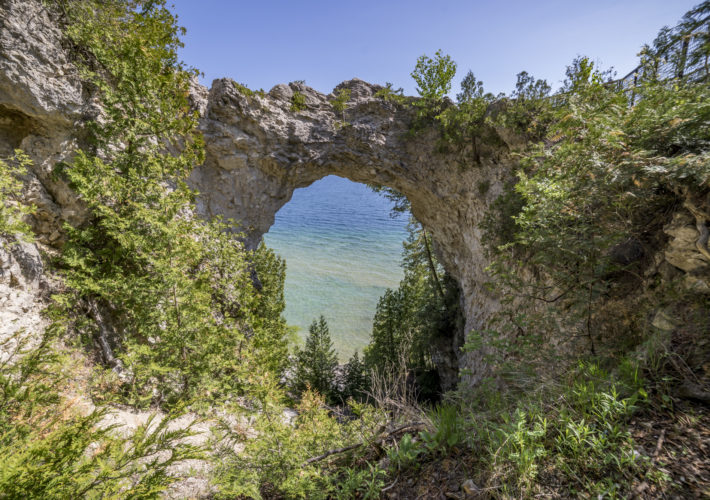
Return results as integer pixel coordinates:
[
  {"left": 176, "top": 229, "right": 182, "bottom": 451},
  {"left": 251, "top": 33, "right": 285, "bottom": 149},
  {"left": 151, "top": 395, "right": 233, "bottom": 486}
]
[{"left": 262, "top": 176, "right": 409, "bottom": 359}]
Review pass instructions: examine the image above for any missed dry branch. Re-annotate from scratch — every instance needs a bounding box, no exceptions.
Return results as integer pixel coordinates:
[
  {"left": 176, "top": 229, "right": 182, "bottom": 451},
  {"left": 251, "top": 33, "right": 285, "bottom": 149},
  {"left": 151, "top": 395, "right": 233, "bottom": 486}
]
[{"left": 302, "top": 421, "right": 426, "bottom": 466}]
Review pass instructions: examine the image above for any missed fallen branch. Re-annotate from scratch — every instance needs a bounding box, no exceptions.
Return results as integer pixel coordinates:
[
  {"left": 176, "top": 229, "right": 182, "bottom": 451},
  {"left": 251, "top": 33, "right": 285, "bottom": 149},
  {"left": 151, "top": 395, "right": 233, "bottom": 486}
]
[
  {"left": 302, "top": 421, "right": 426, "bottom": 466},
  {"left": 381, "top": 476, "right": 399, "bottom": 493},
  {"left": 651, "top": 429, "right": 666, "bottom": 464}
]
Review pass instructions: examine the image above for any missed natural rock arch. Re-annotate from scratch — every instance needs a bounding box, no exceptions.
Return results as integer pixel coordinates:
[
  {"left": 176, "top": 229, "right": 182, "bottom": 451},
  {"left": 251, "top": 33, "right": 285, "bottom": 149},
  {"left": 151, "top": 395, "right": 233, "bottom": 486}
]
[
  {"left": 190, "top": 78, "right": 517, "bottom": 387},
  {"left": 0, "top": 0, "right": 517, "bottom": 386}
]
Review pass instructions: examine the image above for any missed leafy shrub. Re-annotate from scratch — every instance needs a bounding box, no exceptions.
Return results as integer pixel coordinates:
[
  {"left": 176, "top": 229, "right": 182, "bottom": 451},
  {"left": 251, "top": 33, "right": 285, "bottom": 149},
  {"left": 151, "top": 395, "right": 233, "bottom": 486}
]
[
  {"left": 334, "top": 463, "right": 386, "bottom": 499},
  {"left": 331, "top": 87, "right": 351, "bottom": 116},
  {"left": 374, "top": 82, "right": 407, "bottom": 104},
  {"left": 0, "top": 331, "right": 201, "bottom": 498},
  {"left": 419, "top": 404, "right": 466, "bottom": 454},
  {"left": 212, "top": 390, "right": 387, "bottom": 499},
  {"left": 0, "top": 150, "right": 34, "bottom": 241},
  {"left": 387, "top": 432, "right": 423, "bottom": 471},
  {"left": 231, "top": 80, "right": 265, "bottom": 98},
  {"left": 290, "top": 91, "right": 307, "bottom": 112}
]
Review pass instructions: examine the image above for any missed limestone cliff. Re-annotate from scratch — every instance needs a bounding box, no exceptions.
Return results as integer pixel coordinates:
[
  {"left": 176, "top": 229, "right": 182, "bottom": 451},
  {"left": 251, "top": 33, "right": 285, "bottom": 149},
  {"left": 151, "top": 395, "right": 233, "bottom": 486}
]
[
  {"left": 2, "top": 0, "right": 708, "bottom": 391},
  {"left": 1, "top": 0, "right": 515, "bottom": 388}
]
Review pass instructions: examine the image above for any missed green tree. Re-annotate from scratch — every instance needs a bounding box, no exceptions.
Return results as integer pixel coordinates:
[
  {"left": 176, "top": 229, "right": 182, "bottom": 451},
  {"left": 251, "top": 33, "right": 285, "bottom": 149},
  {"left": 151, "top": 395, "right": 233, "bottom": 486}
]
[
  {"left": 340, "top": 351, "right": 369, "bottom": 402},
  {"left": 50, "top": 0, "right": 288, "bottom": 407},
  {"left": 365, "top": 219, "right": 461, "bottom": 383},
  {"left": 411, "top": 49, "right": 457, "bottom": 100},
  {"left": 294, "top": 316, "right": 338, "bottom": 398}
]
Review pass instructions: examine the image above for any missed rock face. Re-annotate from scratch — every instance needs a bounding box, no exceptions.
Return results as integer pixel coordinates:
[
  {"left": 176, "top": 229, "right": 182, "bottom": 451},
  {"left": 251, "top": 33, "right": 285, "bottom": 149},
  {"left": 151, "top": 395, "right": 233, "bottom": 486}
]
[
  {"left": 0, "top": 0, "right": 88, "bottom": 243},
  {"left": 5, "top": 0, "right": 707, "bottom": 390},
  {"left": 0, "top": 0, "right": 521, "bottom": 389},
  {"left": 192, "top": 78, "right": 517, "bottom": 387}
]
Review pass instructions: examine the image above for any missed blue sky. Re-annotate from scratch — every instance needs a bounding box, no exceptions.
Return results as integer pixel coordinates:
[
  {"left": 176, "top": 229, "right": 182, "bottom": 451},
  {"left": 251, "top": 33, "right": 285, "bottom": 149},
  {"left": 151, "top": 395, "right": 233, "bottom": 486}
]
[{"left": 171, "top": 0, "right": 699, "bottom": 97}]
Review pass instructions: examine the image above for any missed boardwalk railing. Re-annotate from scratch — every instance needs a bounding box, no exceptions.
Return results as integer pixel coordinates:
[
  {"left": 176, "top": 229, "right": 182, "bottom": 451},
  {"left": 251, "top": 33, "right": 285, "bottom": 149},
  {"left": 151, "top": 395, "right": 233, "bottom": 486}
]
[{"left": 611, "top": 13, "right": 709, "bottom": 104}]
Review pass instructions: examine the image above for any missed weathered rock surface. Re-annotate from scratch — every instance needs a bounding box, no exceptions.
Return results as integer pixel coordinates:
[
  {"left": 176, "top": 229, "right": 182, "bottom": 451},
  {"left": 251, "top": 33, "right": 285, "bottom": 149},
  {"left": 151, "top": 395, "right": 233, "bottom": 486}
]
[
  {"left": 0, "top": 239, "right": 47, "bottom": 362},
  {"left": 3, "top": 0, "right": 709, "bottom": 390},
  {"left": 191, "top": 77, "right": 516, "bottom": 387},
  {"left": 0, "top": 0, "right": 88, "bottom": 244}
]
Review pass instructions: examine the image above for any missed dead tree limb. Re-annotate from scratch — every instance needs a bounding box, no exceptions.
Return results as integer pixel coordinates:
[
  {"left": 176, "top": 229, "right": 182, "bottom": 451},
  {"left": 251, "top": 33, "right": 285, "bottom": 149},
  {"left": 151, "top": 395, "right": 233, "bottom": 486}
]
[{"left": 302, "top": 421, "right": 426, "bottom": 467}]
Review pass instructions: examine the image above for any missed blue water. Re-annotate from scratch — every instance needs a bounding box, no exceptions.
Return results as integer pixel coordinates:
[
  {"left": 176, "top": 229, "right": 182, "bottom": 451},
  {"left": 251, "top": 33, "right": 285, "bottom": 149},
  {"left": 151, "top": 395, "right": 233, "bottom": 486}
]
[{"left": 263, "top": 176, "right": 409, "bottom": 359}]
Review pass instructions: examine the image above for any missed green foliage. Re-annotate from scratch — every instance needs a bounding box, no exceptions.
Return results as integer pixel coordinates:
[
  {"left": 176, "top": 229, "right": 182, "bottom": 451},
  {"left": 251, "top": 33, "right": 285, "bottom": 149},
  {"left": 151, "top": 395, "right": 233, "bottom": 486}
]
[
  {"left": 409, "top": 50, "right": 458, "bottom": 133},
  {"left": 419, "top": 405, "right": 466, "bottom": 454},
  {"left": 290, "top": 90, "right": 307, "bottom": 112},
  {"left": 497, "top": 71, "right": 553, "bottom": 140},
  {"left": 334, "top": 463, "right": 386, "bottom": 499},
  {"left": 293, "top": 316, "right": 339, "bottom": 399},
  {"left": 374, "top": 82, "right": 407, "bottom": 104},
  {"left": 340, "top": 350, "right": 370, "bottom": 402},
  {"left": 465, "top": 362, "right": 654, "bottom": 497},
  {"left": 488, "top": 408, "right": 548, "bottom": 487},
  {"left": 365, "top": 219, "right": 461, "bottom": 382},
  {"left": 330, "top": 87, "right": 351, "bottom": 117},
  {"left": 386, "top": 433, "right": 423, "bottom": 471},
  {"left": 231, "top": 80, "right": 265, "bottom": 98},
  {"left": 411, "top": 49, "right": 457, "bottom": 100},
  {"left": 212, "top": 390, "right": 387, "bottom": 499},
  {"left": 50, "top": 0, "right": 289, "bottom": 408},
  {"left": 0, "top": 331, "right": 201, "bottom": 498},
  {"left": 0, "top": 150, "right": 35, "bottom": 241},
  {"left": 436, "top": 70, "right": 497, "bottom": 164},
  {"left": 482, "top": 42, "right": 710, "bottom": 361}
]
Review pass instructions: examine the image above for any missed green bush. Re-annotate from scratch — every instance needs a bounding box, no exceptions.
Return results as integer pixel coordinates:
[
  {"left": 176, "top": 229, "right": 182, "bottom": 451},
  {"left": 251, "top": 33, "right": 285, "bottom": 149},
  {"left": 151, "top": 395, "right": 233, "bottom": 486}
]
[
  {"left": 0, "top": 150, "right": 34, "bottom": 241},
  {"left": 0, "top": 331, "right": 201, "bottom": 498},
  {"left": 211, "top": 391, "right": 387, "bottom": 499},
  {"left": 331, "top": 87, "right": 351, "bottom": 117},
  {"left": 290, "top": 91, "right": 307, "bottom": 112},
  {"left": 419, "top": 405, "right": 466, "bottom": 454}
]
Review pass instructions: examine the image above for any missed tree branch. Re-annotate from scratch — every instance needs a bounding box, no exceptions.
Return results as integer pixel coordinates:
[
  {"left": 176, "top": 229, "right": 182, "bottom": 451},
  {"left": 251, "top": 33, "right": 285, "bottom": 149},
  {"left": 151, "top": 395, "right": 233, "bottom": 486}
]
[{"left": 302, "top": 421, "right": 426, "bottom": 467}]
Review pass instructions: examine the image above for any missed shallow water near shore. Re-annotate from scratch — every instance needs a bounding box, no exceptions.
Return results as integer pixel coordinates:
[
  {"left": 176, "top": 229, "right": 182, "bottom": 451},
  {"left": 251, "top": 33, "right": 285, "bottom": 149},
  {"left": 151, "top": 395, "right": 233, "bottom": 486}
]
[{"left": 263, "top": 176, "right": 409, "bottom": 359}]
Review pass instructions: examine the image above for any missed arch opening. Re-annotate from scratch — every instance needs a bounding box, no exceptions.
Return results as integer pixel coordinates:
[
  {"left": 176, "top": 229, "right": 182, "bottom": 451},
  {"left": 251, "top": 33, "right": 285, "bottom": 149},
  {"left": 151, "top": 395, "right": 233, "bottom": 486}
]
[{"left": 263, "top": 175, "right": 410, "bottom": 360}]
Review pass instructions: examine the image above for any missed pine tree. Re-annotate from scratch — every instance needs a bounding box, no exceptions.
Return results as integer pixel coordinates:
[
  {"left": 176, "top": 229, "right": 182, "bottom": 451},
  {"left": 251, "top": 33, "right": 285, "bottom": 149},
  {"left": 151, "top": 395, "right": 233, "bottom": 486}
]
[
  {"left": 293, "top": 316, "right": 338, "bottom": 398},
  {"left": 341, "top": 351, "right": 369, "bottom": 402}
]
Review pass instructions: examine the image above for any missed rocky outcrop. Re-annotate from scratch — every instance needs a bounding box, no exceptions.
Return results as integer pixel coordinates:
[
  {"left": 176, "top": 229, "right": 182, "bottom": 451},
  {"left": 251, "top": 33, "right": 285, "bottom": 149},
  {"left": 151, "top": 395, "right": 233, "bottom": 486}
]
[
  {"left": 191, "top": 78, "right": 516, "bottom": 387},
  {"left": 0, "top": 239, "right": 47, "bottom": 360},
  {"left": 0, "top": 0, "right": 88, "bottom": 244},
  {"left": 3, "top": 0, "right": 709, "bottom": 390}
]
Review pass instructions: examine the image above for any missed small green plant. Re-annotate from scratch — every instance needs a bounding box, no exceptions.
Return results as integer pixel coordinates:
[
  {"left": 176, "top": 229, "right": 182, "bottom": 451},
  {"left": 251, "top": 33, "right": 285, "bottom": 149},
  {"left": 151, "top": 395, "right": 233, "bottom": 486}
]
[
  {"left": 0, "top": 150, "right": 35, "bottom": 241},
  {"left": 335, "top": 463, "right": 386, "bottom": 499},
  {"left": 419, "top": 405, "right": 466, "bottom": 454},
  {"left": 387, "top": 432, "right": 423, "bottom": 471},
  {"left": 331, "top": 87, "right": 351, "bottom": 117},
  {"left": 290, "top": 90, "right": 307, "bottom": 112},
  {"left": 374, "top": 82, "right": 407, "bottom": 104},
  {"left": 231, "top": 80, "right": 265, "bottom": 98},
  {"left": 484, "top": 408, "right": 548, "bottom": 488}
]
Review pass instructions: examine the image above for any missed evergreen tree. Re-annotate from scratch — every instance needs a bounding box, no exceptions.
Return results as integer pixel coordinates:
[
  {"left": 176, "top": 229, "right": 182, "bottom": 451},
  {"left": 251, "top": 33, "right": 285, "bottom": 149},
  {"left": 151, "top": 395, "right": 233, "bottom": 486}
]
[
  {"left": 365, "top": 219, "right": 461, "bottom": 378},
  {"left": 341, "top": 351, "right": 369, "bottom": 402},
  {"left": 49, "top": 0, "right": 289, "bottom": 407},
  {"left": 293, "top": 316, "right": 338, "bottom": 398}
]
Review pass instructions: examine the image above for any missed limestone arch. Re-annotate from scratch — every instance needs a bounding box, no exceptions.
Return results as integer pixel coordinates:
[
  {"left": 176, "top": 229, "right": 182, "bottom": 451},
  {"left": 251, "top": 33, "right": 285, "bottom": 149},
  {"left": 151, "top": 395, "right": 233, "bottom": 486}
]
[{"left": 190, "top": 78, "right": 515, "bottom": 387}]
